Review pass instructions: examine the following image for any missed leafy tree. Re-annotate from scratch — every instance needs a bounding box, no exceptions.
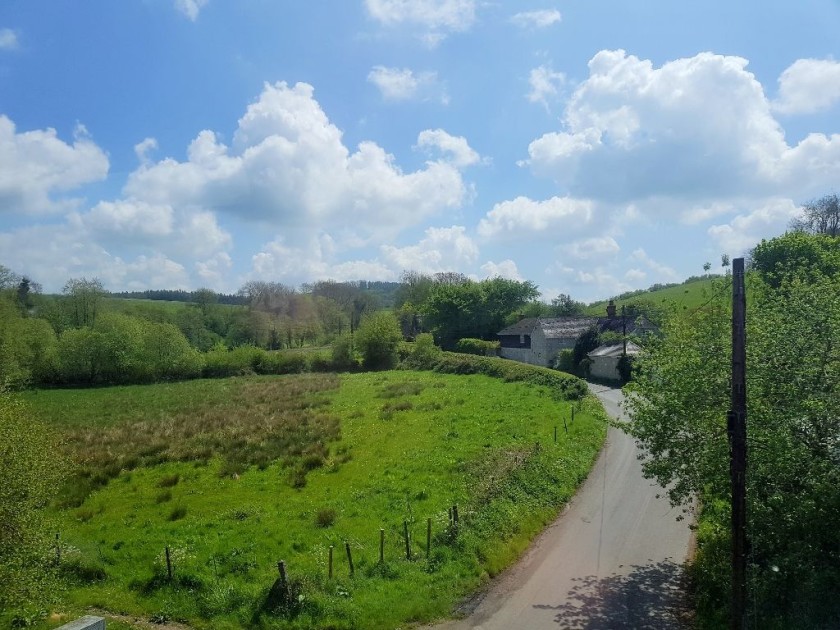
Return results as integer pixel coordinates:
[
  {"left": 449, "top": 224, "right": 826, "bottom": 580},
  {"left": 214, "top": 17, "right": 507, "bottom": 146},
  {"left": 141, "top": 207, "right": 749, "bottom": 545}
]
[
  {"left": 0, "top": 391, "right": 63, "bottom": 621},
  {"left": 624, "top": 248, "right": 840, "bottom": 626},
  {"left": 422, "top": 280, "right": 484, "bottom": 347},
  {"left": 572, "top": 325, "right": 601, "bottom": 369},
  {"left": 192, "top": 287, "right": 218, "bottom": 315},
  {"left": 0, "top": 265, "right": 21, "bottom": 291},
  {"left": 62, "top": 277, "right": 106, "bottom": 328},
  {"left": 354, "top": 311, "right": 403, "bottom": 369},
  {"left": 0, "top": 296, "right": 58, "bottom": 387},
  {"left": 790, "top": 193, "right": 840, "bottom": 237},
  {"left": 422, "top": 277, "right": 539, "bottom": 347},
  {"left": 394, "top": 270, "right": 435, "bottom": 309},
  {"left": 750, "top": 231, "right": 840, "bottom": 288},
  {"left": 550, "top": 293, "right": 585, "bottom": 316}
]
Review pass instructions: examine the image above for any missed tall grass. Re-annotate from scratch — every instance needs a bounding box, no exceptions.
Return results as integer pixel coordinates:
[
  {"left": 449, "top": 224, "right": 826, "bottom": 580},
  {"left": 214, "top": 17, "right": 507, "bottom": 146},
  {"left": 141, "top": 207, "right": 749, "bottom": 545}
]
[{"left": 31, "top": 370, "right": 606, "bottom": 630}]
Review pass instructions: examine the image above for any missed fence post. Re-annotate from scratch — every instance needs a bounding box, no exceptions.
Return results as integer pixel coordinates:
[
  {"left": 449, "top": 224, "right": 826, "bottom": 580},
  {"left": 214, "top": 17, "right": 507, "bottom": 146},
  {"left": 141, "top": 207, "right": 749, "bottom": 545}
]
[
  {"left": 345, "top": 542, "right": 354, "bottom": 576},
  {"left": 379, "top": 528, "right": 385, "bottom": 563},
  {"left": 328, "top": 545, "right": 333, "bottom": 579},
  {"left": 165, "top": 546, "right": 173, "bottom": 581},
  {"left": 404, "top": 520, "right": 411, "bottom": 560}
]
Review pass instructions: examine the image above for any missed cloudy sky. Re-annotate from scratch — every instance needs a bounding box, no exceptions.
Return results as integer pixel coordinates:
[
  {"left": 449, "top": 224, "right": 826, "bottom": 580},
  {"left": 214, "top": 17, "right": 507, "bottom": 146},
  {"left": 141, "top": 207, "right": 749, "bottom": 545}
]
[{"left": 1, "top": 1, "right": 839, "bottom": 300}]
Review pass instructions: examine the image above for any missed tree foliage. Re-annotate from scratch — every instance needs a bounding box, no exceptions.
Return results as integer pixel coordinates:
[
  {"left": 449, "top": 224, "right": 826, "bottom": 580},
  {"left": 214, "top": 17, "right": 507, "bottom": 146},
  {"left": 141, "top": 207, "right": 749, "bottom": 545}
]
[
  {"left": 422, "top": 277, "right": 539, "bottom": 347},
  {"left": 790, "top": 193, "right": 840, "bottom": 237},
  {"left": 624, "top": 237, "right": 840, "bottom": 625},
  {"left": 354, "top": 311, "right": 403, "bottom": 369},
  {"left": 0, "top": 392, "right": 63, "bottom": 620},
  {"left": 550, "top": 293, "right": 585, "bottom": 316}
]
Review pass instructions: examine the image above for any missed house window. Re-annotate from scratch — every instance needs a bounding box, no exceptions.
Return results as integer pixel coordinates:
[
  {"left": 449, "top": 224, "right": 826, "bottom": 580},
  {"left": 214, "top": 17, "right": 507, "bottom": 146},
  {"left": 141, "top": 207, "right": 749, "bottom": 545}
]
[{"left": 519, "top": 334, "right": 525, "bottom": 346}]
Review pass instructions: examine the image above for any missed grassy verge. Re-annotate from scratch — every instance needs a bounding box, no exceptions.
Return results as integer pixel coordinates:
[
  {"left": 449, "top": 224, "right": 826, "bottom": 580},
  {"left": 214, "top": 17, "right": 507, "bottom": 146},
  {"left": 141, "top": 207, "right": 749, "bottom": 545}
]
[{"left": 25, "top": 370, "right": 606, "bottom": 630}]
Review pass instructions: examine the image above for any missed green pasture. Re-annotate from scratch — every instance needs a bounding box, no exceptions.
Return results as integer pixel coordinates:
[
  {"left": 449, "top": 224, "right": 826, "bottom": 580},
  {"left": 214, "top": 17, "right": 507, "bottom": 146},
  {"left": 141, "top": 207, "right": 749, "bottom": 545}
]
[
  {"left": 585, "top": 277, "right": 717, "bottom": 316},
  {"left": 25, "top": 371, "right": 606, "bottom": 629}
]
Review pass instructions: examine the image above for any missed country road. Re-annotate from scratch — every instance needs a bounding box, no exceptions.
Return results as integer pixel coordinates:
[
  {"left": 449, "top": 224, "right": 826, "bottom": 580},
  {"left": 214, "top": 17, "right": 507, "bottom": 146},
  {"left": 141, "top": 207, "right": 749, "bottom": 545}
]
[{"left": 435, "top": 384, "right": 693, "bottom": 629}]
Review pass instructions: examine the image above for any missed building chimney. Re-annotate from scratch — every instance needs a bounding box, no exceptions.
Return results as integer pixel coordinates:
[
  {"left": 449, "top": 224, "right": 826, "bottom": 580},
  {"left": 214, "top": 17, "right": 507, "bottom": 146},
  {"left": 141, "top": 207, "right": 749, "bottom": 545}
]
[{"left": 607, "top": 299, "right": 617, "bottom": 319}]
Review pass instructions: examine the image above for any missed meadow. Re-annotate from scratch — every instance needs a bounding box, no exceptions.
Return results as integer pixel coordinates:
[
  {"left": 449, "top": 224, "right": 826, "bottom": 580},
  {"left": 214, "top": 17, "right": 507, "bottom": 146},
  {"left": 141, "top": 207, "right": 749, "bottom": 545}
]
[{"left": 24, "top": 370, "right": 606, "bottom": 629}]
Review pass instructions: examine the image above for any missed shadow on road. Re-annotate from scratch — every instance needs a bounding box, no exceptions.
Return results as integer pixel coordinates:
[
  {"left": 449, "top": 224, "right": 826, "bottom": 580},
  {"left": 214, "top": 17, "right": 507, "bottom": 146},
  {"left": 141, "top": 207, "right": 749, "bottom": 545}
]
[{"left": 534, "top": 560, "right": 693, "bottom": 629}]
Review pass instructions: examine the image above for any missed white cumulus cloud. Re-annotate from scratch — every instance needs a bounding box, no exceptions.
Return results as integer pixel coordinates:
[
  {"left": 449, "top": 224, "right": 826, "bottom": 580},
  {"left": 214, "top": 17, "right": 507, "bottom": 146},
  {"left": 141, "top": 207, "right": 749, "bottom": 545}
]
[
  {"left": 381, "top": 225, "right": 479, "bottom": 273},
  {"left": 772, "top": 58, "right": 840, "bottom": 115},
  {"left": 478, "top": 196, "right": 593, "bottom": 239},
  {"left": 526, "top": 50, "right": 840, "bottom": 204},
  {"left": 365, "top": 0, "right": 476, "bottom": 31},
  {"left": 527, "top": 64, "right": 566, "bottom": 109},
  {"left": 416, "top": 129, "right": 480, "bottom": 167},
  {"left": 708, "top": 198, "right": 800, "bottom": 255},
  {"left": 481, "top": 259, "right": 523, "bottom": 281},
  {"left": 0, "top": 116, "right": 109, "bottom": 214},
  {"left": 124, "top": 81, "right": 469, "bottom": 238},
  {"left": 367, "top": 66, "right": 447, "bottom": 103},
  {"left": 511, "top": 9, "right": 561, "bottom": 29},
  {"left": 174, "top": 0, "right": 208, "bottom": 21}
]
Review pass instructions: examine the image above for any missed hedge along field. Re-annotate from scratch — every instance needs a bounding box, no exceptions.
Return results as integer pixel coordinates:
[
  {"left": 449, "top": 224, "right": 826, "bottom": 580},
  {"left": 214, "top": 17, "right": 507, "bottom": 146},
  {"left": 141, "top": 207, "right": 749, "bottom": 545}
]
[{"left": 26, "top": 370, "right": 606, "bottom": 630}]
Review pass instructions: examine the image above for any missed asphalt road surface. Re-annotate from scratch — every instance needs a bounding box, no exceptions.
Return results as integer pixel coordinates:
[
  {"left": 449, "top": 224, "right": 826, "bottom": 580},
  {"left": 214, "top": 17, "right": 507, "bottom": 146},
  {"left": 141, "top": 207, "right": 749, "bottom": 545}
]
[{"left": 436, "top": 384, "right": 693, "bottom": 629}]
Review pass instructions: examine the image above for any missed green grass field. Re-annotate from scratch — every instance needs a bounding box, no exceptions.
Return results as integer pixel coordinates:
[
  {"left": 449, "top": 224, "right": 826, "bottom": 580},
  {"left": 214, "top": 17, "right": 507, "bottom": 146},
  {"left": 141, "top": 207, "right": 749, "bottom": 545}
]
[
  {"left": 584, "top": 277, "right": 719, "bottom": 317},
  {"left": 25, "top": 371, "right": 606, "bottom": 630}
]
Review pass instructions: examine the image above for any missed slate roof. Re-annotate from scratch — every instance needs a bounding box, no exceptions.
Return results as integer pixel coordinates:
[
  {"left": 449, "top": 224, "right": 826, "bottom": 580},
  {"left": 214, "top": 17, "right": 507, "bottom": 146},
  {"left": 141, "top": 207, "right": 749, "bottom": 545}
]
[
  {"left": 499, "top": 317, "right": 598, "bottom": 339},
  {"left": 539, "top": 317, "right": 599, "bottom": 339},
  {"left": 588, "top": 341, "right": 643, "bottom": 358},
  {"left": 497, "top": 317, "right": 539, "bottom": 336}
]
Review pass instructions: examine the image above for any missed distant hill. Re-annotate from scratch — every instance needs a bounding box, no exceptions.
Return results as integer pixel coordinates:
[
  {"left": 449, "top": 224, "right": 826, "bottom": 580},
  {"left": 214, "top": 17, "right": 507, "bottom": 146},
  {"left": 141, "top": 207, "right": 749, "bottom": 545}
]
[{"left": 584, "top": 276, "right": 721, "bottom": 321}]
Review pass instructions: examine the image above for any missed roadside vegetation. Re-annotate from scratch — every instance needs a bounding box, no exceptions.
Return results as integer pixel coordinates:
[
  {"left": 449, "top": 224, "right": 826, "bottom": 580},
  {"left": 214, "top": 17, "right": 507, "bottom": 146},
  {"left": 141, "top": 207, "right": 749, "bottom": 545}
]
[
  {"left": 622, "top": 229, "right": 840, "bottom": 628},
  {"left": 13, "top": 367, "right": 604, "bottom": 629}
]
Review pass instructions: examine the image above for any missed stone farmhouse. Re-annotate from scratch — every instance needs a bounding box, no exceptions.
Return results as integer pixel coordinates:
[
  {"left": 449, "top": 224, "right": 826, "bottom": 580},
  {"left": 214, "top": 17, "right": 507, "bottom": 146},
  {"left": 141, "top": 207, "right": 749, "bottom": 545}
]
[{"left": 497, "top": 300, "right": 654, "bottom": 368}]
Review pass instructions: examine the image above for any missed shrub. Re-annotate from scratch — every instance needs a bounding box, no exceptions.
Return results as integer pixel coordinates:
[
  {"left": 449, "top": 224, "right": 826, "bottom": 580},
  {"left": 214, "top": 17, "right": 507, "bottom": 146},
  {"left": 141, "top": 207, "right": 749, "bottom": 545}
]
[
  {"left": 157, "top": 473, "right": 180, "bottom": 488},
  {"left": 330, "top": 334, "right": 357, "bottom": 370},
  {"left": 315, "top": 508, "right": 336, "bottom": 528},
  {"left": 454, "top": 338, "right": 500, "bottom": 357},
  {"left": 168, "top": 506, "right": 187, "bottom": 521},
  {"left": 405, "top": 350, "right": 587, "bottom": 400},
  {"left": 255, "top": 351, "right": 307, "bottom": 375},
  {"left": 553, "top": 349, "right": 574, "bottom": 373},
  {"left": 355, "top": 311, "right": 403, "bottom": 370}
]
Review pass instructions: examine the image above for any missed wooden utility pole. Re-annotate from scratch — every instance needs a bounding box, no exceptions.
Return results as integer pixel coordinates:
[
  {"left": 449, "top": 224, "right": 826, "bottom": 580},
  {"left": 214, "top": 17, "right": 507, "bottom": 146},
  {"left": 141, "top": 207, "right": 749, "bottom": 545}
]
[{"left": 728, "top": 257, "right": 748, "bottom": 630}]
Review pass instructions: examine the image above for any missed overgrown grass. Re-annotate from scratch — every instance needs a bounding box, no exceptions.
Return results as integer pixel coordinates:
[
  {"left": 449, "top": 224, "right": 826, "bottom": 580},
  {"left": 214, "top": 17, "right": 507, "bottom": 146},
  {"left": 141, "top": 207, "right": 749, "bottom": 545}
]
[
  {"left": 26, "top": 375, "right": 342, "bottom": 507},
  {"left": 29, "top": 370, "right": 606, "bottom": 630}
]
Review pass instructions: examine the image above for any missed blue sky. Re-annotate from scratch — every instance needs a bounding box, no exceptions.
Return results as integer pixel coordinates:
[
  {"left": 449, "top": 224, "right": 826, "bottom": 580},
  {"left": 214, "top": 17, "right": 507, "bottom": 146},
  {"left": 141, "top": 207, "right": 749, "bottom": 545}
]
[{"left": 1, "top": 1, "right": 839, "bottom": 300}]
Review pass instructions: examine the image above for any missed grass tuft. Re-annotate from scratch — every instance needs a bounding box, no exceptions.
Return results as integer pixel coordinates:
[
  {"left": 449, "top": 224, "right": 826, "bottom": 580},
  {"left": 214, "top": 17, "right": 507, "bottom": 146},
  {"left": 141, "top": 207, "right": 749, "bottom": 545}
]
[
  {"left": 168, "top": 506, "right": 187, "bottom": 521},
  {"left": 315, "top": 508, "right": 337, "bottom": 528}
]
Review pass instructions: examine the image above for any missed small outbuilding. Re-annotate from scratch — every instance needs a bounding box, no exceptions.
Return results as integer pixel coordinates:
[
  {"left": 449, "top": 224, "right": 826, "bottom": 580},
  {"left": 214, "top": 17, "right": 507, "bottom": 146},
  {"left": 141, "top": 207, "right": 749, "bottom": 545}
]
[{"left": 587, "top": 341, "right": 642, "bottom": 382}]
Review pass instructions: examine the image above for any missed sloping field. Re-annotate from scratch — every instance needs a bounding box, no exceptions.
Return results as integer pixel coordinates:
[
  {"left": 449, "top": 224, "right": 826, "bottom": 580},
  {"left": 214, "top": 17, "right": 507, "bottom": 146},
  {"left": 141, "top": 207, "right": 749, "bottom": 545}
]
[
  {"left": 585, "top": 277, "right": 717, "bottom": 317},
  {"left": 26, "top": 370, "right": 606, "bottom": 630}
]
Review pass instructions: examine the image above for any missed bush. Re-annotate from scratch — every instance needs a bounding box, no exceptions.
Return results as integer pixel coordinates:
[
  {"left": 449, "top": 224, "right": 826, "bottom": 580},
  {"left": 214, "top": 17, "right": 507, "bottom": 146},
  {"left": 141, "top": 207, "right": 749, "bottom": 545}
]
[
  {"left": 255, "top": 351, "right": 307, "bottom": 375},
  {"left": 355, "top": 311, "right": 403, "bottom": 370},
  {"left": 406, "top": 350, "right": 587, "bottom": 400},
  {"left": 330, "top": 334, "right": 357, "bottom": 370},
  {"left": 553, "top": 349, "right": 574, "bottom": 373},
  {"left": 315, "top": 508, "right": 336, "bottom": 528},
  {"left": 454, "top": 338, "right": 500, "bottom": 356}
]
